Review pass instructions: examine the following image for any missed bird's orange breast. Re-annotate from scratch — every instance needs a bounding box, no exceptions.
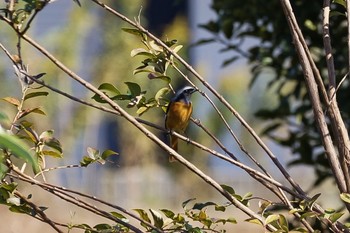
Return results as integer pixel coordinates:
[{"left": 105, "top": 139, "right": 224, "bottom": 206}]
[{"left": 166, "top": 101, "right": 193, "bottom": 132}]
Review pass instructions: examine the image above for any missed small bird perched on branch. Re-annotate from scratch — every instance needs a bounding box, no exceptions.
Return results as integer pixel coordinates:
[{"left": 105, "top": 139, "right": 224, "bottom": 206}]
[{"left": 165, "top": 86, "right": 197, "bottom": 162}]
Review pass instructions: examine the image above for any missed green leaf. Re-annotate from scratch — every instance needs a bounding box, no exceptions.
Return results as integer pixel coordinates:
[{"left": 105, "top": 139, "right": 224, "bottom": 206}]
[
  {"left": 182, "top": 198, "right": 196, "bottom": 209},
  {"left": 110, "top": 211, "right": 128, "bottom": 221},
  {"left": 91, "top": 93, "right": 107, "bottom": 103},
  {"left": 164, "top": 39, "right": 178, "bottom": 47},
  {"left": 37, "top": 153, "right": 45, "bottom": 169},
  {"left": 308, "top": 193, "right": 321, "bottom": 206},
  {"left": 222, "top": 56, "right": 239, "bottom": 67},
  {"left": 242, "top": 192, "right": 253, "bottom": 200},
  {"left": 259, "top": 200, "right": 272, "bottom": 214},
  {"left": 133, "top": 68, "right": 155, "bottom": 76},
  {"left": 193, "top": 201, "right": 216, "bottom": 210},
  {"left": 333, "top": 0, "right": 346, "bottom": 8},
  {"left": 193, "top": 38, "right": 216, "bottom": 46},
  {"left": 245, "top": 217, "right": 263, "bottom": 226},
  {"left": 122, "top": 28, "right": 146, "bottom": 39},
  {"left": 215, "top": 205, "right": 226, "bottom": 212},
  {"left": 329, "top": 212, "right": 344, "bottom": 223},
  {"left": 9, "top": 205, "right": 32, "bottom": 214},
  {"left": 149, "top": 41, "right": 163, "bottom": 52},
  {"left": 18, "top": 107, "right": 46, "bottom": 119},
  {"left": 112, "top": 94, "right": 132, "bottom": 101},
  {"left": 101, "top": 149, "right": 118, "bottom": 160},
  {"left": 279, "top": 214, "right": 288, "bottom": 231},
  {"left": 173, "top": 214, "right": 185, "bottom": 224},
  {"left": 87, "top": 147, "right": 99, "bottom": 159},
  {"left": 80, "top": 156, "right": 94, "bottom": 167},
  {"left": 300, "top": 212, "right": 317, "bottom": 219},
  {"left": 74, "top": 223, "right": 92, "bottom": 230},
  {"left": 340, "top": 193, "right": 350, "bottom": 203},
  {"left": 39, "top": 130, "right": 62, "bottom": 153},
  {"left": 21, "top": 126, "right": 39, "bottom": 144},
  {"left": 94, "top": 223, "right": 112, "bottom": 230},
  {"left": 125, "top": 82, "right": 141, "bottom": 97},
  {"left": 325, "top": 208, "right": 335, "bottom": 214},
  {"left": 98, "top": 83, "right": 120, "bottom": 95},
  {"left": 0, "top": 133, "right": 40, "bottom": 174},
  {"left": 147, "top": 74, "right": 171, "bottom": 83},
  {"left": 226, "top": 217, "right": 237, "bottom": 224},
  {"left": 24, "top": 91, "right": 49, "bottom": 101},
  {"left": 289, "top": 208, "right": 301, "bottom": 214},
  {"left": 199, "top": 21, "right": 219, "bottom": 33},
  {"left": 2, "top": 97, "right": 20, "bottom": 107},
  {"left": 0, "top": 163, "right": 9, "bottom": 180},
  {"left": 0, "top": 182, "right": 18, "bottom": 193},
  {"left": 136, "top": 106, "right": 149, "bottom": 116},
  {"left": 41, "top": 150, "right": 63, "bottom": 158},
  {"left": 222, "top": 18, "right": 233, "bottom": 38},
  {"left": 149, "top": 209, "right": 163, "bottom": 228},
  {"left": 134, "top": 209, "right": 151, "bottom": 227},
  {"left": 155, "top": 87, "right": 170, "bottom": 103},
  {"left": 172, "top": 45, "right": 183, "bottom": 54},
  {"left": 160, "top": 209, "right": 175, "bottom": 219},
  {"left": 220, "top": 184, "right": 235, "bottom": 195},
  {"left": 265, "top": 214, "right": 280, "bottom": 225},
  {"left": 131, "top": 48, "right": 154, "bottom": 58}
]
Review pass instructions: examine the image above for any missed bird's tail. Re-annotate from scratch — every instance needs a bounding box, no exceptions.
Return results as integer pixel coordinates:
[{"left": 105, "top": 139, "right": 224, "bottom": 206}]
[{"left": 169, "top": 135, "right": 178, "bottom": 162}]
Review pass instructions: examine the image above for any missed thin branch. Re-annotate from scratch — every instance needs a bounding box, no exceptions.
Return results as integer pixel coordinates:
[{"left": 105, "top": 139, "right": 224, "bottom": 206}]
[
  {"left": 323, "top": 0, "right": 350, "bottom": 192},
  {"left": 14, "top": 190, "right": 63, "bottom": 233},
  {"left": 9, "top": 169, "right": 148, "bottom": 233},
  {"left": 88, "top": 0, "right": 306, "bottom": 197},
  {"left": 0, "top": 17, "right": 276, "bottom": 230},
  {"left": 280, "top": 0, "right": 346, "bottom": 196},
  {"left": 33, "top": 164, "right": 82, "bottom": 178},
  {"left": 280, "top": 0, "right": 350, "bottom": 226}
]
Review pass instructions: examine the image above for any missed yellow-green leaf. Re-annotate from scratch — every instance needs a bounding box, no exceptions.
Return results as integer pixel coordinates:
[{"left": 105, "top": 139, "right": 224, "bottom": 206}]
[
  {"left": 2, "top": 97, "right": 20, "bottom": 107},
  {"left": 340, "top": 193, "right": 350, "bottom": 203},
  {"left": 265, "top": 214, "right": 279, "bottom": 225}
]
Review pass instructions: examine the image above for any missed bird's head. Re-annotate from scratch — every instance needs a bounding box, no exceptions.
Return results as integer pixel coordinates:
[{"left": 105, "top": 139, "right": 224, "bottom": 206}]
[{"left": 172, "top": 86, "right": 197, "bottom": 104}]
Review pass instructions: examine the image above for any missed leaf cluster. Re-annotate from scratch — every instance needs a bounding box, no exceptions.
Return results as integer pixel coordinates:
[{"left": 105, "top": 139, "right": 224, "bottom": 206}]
[{"left": 92, "top": 82, "right": 170, "bottom": 116}]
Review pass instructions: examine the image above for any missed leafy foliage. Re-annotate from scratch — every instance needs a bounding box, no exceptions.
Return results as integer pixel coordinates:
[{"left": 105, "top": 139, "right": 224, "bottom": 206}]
[
  {"left": 198, "top": 0, "right": 349, "bottom": 187},
  {"left": 1, "top": 0, "right": 350, "bottom": 232}
]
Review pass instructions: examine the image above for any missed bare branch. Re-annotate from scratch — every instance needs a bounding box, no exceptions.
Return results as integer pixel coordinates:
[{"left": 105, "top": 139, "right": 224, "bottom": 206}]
[
  {"left": 14, "top": 190, "right": 63, "bottom": 233},
  {"left": 323, "top": 0, "right": 350, "bottom": 192},
  {"left": 89, "top": 0, "right": 305, "bottom": 198}
]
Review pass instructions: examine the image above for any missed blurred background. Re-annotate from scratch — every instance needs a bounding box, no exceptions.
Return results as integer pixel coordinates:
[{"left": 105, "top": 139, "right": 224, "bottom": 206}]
[{"left": 0, "top": 0, "right": 341, "bottom": 232}]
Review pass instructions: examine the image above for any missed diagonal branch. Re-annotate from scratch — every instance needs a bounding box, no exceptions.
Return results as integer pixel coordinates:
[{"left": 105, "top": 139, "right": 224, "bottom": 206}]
[
  {"left": 323, "top": 0, "right": 350, "bottom": 192},
  {"left": 14, "top": 190, "right": 63, "bottom": 233},
  {"left": 0, "top": 17, "right": 276, "bottom": 230},
  {"left": 89, "top": 0, "right": 305, "bottom": 198},
  {"left": 280, "top": 0, "right": 348, "bottom": 215}
]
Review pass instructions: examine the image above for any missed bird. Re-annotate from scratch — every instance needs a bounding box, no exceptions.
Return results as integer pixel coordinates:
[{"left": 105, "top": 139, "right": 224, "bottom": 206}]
[{"left": 165, "top": 86, "right": 197, "bottom": 162}]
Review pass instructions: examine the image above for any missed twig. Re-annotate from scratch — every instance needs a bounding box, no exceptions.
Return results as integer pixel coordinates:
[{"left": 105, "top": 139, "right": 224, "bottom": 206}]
[
  {"left": 33, "top": 164, "right": 82, "bottom": 178},
  {"left": 323, "top": 0, "right": 350, "bottom": 192},
  {"left": 8, "top": 168, "right": 148, "bottom": 233},
  {"left": 0, "top": 21, "right": 275, "bottom": 230},
  {"left": 280, "top": 0, "right": 350, "bottom": 229},
  {"left": 89, "top": 0, "right": 306, "bottom": 197},
  {"left": 14, "top": 190, "right": 63, "bottom": 233}
]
